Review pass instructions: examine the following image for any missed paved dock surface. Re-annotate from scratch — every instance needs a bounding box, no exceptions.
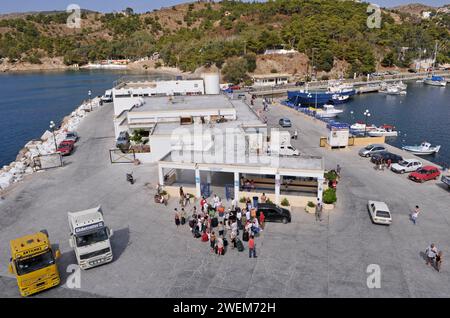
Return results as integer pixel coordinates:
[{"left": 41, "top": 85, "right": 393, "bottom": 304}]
[{"left": 0, "top": 99, "right": 449, "bottom": 298}]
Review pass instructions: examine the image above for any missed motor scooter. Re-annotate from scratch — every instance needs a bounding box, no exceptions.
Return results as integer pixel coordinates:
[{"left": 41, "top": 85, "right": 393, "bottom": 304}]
[{"left": 126, "top": 172, "right": 134, "bottom": 185}]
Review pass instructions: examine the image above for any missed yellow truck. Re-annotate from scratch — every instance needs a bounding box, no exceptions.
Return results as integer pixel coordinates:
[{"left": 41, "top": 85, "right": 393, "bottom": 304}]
[{"left": 8, "top": 230, "right": 61, "bottom": 297}]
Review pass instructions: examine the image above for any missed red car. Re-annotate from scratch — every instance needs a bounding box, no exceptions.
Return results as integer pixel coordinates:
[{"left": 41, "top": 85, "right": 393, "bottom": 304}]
[
  {"left": 57, "top": 140, "right": 74, "bottom": 156},
  {"left": 409, "top": 166, "right": 441, "bottom": 183}
]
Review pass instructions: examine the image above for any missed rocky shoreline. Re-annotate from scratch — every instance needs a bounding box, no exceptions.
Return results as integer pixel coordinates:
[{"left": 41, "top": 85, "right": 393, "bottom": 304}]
[{"left": 0, "top": 97, "right": 101, "bottom": 193}]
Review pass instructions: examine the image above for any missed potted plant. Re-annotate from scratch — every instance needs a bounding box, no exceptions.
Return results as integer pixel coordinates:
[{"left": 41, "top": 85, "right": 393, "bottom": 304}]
[
  {"left": 266, "top": 198, "right": 273, "bottom": 204},
  {"left": 305, "top": 201, "right": 316, "bottom": 214},
  {"left": 323, "top": 188, "right": 337, "bottom": 210},
  {"left": 280, "top": 198, "right": 291, "bottom": 211},
  {"left": 239, "top": 196, "right": 248, "bottom": 209}
]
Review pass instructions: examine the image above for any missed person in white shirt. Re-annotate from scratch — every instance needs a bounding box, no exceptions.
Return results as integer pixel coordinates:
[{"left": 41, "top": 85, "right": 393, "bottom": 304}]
[
  {"left": 231, "top": 197, "right": 237, "bottom": 210},
  {"left": 246, "top": 209, "right": 251, "bottom": 221},
  {"left": 213, "top": 194, "right": 220, "bottom": 208},
  {"left": 236, "top": 210, "right": 242, "bottom": 220},
  {"left": 231, "top": 221, "right": 238, "bottom": 235}
]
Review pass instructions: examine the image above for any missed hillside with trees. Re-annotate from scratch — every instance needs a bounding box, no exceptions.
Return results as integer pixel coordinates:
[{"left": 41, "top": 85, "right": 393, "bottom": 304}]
[{"left": 0, "top": 0, "right": 448, "bottom": 80}]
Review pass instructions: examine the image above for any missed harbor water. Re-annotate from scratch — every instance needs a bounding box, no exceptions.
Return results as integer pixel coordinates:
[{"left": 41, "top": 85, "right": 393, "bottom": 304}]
[
  {"left": 335, "top": 81, "right": 449, "bottom": 167},
  {"left": 0, "top": 70, "right": 173, "bottom": 167}
]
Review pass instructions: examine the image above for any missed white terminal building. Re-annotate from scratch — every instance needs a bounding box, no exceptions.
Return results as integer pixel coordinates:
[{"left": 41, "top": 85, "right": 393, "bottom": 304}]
[{"left": 110, "top": 73, "right": 325, "bottom": 206}]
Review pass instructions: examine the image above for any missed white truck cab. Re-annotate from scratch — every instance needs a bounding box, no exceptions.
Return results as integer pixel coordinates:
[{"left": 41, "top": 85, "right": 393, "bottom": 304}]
[
  {"left": 68, "top": 206, "right": 114, "bottom": 269},
  {"left": 101, "top": 90, "right": 113, "bottom": 103}
]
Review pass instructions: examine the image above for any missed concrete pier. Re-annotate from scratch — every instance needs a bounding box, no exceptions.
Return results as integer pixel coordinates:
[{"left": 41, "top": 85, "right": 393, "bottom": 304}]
[{"left": 0, "top": 96, "right": 449, "bottom": 298}]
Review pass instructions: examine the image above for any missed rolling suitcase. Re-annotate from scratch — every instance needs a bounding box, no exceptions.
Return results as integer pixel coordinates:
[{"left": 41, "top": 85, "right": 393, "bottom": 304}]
[
  {"left": 181, "top": 217, "right": 186, "bottom": 225},
  {"left": 223, "top": 238, "right": 228, "bottom": 247},
  {"left": 242, "top": 231, "right": 249, "bottom": 242},
  {"left": 236, "top": 238, "right": 244, "bottom": 252}
]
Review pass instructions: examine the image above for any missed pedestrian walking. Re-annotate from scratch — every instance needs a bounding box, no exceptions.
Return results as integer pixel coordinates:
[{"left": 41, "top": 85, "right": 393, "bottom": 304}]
[
  {"left": 336, "top": 164, "right": 341, "bottom": 176},
  {"left": 259, "top": 211, "right": 265, "bottom": 230},
  {"left": 425, "top": 243, "right": 438, "bottom": 267},
  {"left": 315, "top": 200, "right": 323, "bottom": 222},
  {"left": 436, "top": 251, "right": 443, "bottom": 272},
  {"left": 210, "top": 231, "right": 216, "bottom": 253},
  {"left": 174, "top": 211, "right": 180, "bottom": 228},
  {"left": 411, "top": 205, "right": 420, "bottom": 225},
  {"left": 248, "top": 236, "right": 257, "bottom": 258}
]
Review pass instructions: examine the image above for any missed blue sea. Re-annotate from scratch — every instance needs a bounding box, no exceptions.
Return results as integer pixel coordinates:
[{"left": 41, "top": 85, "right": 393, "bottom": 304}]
[
  {"left": 0, "top": 70, "right": 172, "bottom": 167},
  {"left": 337, "top": 81, "right": 450, "bottom": 168}
]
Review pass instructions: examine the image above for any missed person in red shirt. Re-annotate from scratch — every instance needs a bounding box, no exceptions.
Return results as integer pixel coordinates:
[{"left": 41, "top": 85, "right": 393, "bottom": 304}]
[
  {"left": 249, "top": 236, "right": 257, "bottom": 258},
  {"left": 259, "top": 211, "right": 265, "bottom": 230},
  {"left": 200, "top": 197, "right": 207, "bottom": 212}
]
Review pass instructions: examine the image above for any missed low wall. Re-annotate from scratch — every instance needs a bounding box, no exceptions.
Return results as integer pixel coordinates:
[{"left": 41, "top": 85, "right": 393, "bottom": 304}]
[
  {"left": 351, "top": 136, "right": 385, "bottom": 146},
  {"left": 164, "top": 185, "right": 196, "bottom": 198},
  {"left": 238, "top": 191, "right": 314, "bottom": 208}
]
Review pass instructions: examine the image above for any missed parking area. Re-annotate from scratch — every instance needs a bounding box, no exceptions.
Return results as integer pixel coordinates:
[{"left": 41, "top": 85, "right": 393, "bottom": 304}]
[{"left": 0, "top": 99, "right": 450, "bottom": 298}]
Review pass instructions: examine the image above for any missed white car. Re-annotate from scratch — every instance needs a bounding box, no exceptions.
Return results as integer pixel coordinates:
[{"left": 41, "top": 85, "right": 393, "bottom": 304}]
[
  {"left": 367, "top": 201, "right": 392, "bottom": 225},
  {"left": 391, "top": 159, "right": 422, "bottom": 174}
]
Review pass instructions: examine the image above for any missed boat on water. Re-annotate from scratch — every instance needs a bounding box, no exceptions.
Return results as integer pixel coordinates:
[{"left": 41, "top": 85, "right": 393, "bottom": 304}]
[
  {"left": 287, "top": 90, "right": 335, "bottom": 107},
  {"left": 350, "top": 122, "right": 377, "bottom": 133},
  {"left": 313, "top": 104, "right": 344, "bottom": 118},
  {"left": 423, "top": 42, "right": 447, "bottom": 87},
  {"left": 380, "top": 82, "right": 407, "bottom": 95},
  {"left": 330, "top": 94, "right": 349, "bottom": 105},
  {"left": 424, "top": 75, "right": 447, "bottom": 87},
  {"left": 327, "top": 81, "right": 357, "bottom": 97},
  {"left": 368, "top": 125, "right": 398, "bottom": 137},
  {"left": 402, "top": 142, "right": 441, "bottom": 155}
]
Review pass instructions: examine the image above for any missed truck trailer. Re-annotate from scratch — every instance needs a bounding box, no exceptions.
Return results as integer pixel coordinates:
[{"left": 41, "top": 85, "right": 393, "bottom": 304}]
[
  {"left": 68, "top": 206, "right": 114, "bottom": 269},
  {"left": 8, "top": 230, "right": 61, "bottom": 297}
]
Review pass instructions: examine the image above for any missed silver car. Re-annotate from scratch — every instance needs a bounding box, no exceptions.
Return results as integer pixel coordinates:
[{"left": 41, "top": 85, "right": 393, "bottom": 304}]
[{"left": 358, "top": 144, "right": 386, "bottom": 157}]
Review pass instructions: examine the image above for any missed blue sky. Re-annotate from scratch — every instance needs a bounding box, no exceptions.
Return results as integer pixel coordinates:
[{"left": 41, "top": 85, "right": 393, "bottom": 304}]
[{"left": 0, "top": 1, "right": 447, "bottom": 14}]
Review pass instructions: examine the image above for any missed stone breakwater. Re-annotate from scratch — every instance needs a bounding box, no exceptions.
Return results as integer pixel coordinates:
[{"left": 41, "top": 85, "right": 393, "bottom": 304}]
[{"left": 0, "top": 97, "right": 102, "bottom": 192}]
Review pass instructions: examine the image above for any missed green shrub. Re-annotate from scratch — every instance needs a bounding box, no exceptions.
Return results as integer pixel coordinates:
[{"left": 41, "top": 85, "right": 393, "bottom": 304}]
[
  {"left": 239, "top": 197, "right": 247, "bottom": 203},
  {"left": 266, "top": 198, "right": 273, "bottom": 204},
  {"left": 307, "top": 201, "right": 316, "bottom": 208},
  {"left": 325, "top": 170, "right": 338, "bottom": 181},
  {"left": 323, "top": 188, "right": 337, "bottom": 204},
  {"left": 281, "top": 198, "right": 290, "bottom": 206}
]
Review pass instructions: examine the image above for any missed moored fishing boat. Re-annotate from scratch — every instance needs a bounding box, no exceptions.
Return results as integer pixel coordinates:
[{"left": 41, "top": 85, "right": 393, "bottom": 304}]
[
  {"left": 424, "top": 75, "right": 447, "bottom": 87},
  {"left": 368, "top": 125, "right": 398, "bottom": 137},
  {"left": 402, "top": 142, "right": 441, "bottom": 155},
  {"left": 314, "top": 104, "right": 344, "bottom": 118}
]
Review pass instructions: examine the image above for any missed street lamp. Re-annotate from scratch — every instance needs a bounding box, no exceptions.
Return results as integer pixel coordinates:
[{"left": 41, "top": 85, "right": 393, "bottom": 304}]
[
  {"left": 363, "top": 109, "right": 371, "bottom": 137},
  {"left": 88, "top": 90, "right": 92, "bottom": 111},
  {"left": 49, "top": 121, "right": 58, "bottom": 152}
]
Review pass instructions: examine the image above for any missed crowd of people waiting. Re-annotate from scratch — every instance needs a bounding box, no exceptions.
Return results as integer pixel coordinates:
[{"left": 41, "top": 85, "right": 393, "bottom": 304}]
[{"left": 173, "top": 189, "right": 265, "bottom": 258}]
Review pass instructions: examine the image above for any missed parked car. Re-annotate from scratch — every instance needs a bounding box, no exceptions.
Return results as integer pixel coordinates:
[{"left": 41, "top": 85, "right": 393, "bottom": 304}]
[
  {"left": 441, "top": 175, "right": 450, "bottom": 189},
  {"left": 358, "top": 144, "right": 387, "bottom": 157},
  {"left": 408, "top": 166, "right": 441, "bottom": 183},
  {"left": 279, "top": 118, "right": 292, "bottom": 128},
  {"left": 116, "top": 131, "right": 130, "bottom": 150},
  {"left": 57, "top": 141, "right": 74, "bottom": 156},
  {"left": 391, "top": 159, "right": 422, "bottom": 174},
  {"left": 370, "top": 151, "right": 403, "bottom": 164},
  {"left": 367, "top": 200, "right": 392, "bottom": 225},
  {"left": 256, "top": 203, "right": 291, "bottom": 224},
  {"left": 64, "top": 131, "right": 79, "bottom": 143}
]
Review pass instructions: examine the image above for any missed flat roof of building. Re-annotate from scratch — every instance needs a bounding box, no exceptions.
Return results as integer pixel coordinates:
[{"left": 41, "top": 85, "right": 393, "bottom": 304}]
[
  {"left": 131, "top": 94, "right": 234, "bottom": 113},
  {"left": 149, "top": 96, "right": 264, "bottom": 135}
]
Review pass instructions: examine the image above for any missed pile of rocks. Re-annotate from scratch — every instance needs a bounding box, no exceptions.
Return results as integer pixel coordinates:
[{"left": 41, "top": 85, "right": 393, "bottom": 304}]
[{"left": 0, "top": 98, "right": 101, "bottom": 192}]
